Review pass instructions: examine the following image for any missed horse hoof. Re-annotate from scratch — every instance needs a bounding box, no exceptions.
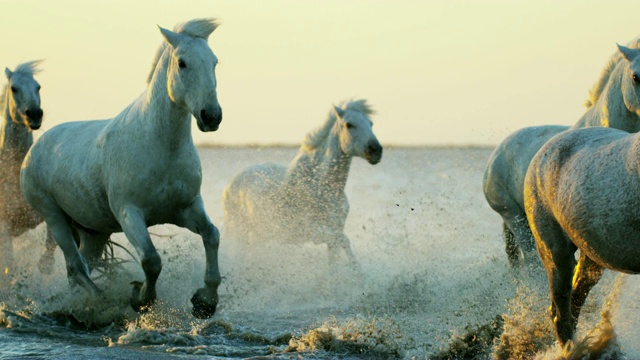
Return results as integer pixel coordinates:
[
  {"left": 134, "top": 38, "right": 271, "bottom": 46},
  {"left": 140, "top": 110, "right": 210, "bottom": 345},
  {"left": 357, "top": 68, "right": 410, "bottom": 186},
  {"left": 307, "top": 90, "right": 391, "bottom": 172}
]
[
  {"left": 129, "top": 280, "right": 153, "bottom": 313},
  {"left": 191, "top": 288, "right": 218, "bottom": 319},
  {"left": 37, "top": 255, "right": 55, "bottom": 275}
]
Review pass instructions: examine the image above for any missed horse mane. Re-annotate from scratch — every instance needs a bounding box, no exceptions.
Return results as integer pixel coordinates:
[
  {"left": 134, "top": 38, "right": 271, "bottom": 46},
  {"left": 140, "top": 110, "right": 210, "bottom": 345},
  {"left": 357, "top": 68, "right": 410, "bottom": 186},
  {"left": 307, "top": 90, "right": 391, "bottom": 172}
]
[
  {"left": 585, "top": 36, "right": 640, "bottom": 108},
  {"left": 0, "top": 60, "right": 43, "bottom": 114},
  {"left": 303, "top": 99, "right": 375, "bottom": 150},
  {"left": 146, "top": 18, "right": 219, "bottom": 84}
]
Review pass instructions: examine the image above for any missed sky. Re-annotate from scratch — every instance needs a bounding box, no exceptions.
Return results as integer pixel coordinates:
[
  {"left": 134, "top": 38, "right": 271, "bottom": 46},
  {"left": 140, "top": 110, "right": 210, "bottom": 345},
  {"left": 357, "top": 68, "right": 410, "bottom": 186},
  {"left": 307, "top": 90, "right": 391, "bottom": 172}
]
[{"left": 1, "top": 0, "right": 639, "bottom": 147}]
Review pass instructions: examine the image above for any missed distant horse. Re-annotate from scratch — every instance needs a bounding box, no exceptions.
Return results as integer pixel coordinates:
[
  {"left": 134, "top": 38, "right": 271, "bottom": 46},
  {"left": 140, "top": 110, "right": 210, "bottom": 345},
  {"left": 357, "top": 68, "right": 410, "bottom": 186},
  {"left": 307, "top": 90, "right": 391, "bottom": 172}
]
[
  {"left": 20, "top": 19, "right": 223, "bottom": 318},
  {"left": 0, "top": 61, "right": 57, "bottom": 282},
  {"left": 483, "top": 39, "right": 640, "bottom": 269},
  {"left": 222, "top": 99, "right": 382, "bottom": 269}
]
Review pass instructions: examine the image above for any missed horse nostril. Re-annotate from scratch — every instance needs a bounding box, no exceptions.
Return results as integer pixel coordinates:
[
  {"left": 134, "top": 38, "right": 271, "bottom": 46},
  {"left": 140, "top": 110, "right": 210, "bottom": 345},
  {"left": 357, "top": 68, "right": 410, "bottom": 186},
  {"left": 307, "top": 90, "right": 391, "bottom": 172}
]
[
  {"left": 200, "top": 109, "right": 208, "bottom": 122},
  {"left": 26, "top": 108, "right": 43, "bottom": 120}
]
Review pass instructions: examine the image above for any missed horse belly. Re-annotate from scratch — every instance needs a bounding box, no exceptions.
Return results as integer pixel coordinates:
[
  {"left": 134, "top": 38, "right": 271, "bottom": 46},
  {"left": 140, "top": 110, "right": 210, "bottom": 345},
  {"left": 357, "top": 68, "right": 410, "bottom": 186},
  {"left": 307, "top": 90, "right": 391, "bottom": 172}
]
[
  {"left": 579, "top": 243, "right": 640, "bottom": 274},
  {"left": 565, "top": 210, "right": 640, "bottom": 274}
]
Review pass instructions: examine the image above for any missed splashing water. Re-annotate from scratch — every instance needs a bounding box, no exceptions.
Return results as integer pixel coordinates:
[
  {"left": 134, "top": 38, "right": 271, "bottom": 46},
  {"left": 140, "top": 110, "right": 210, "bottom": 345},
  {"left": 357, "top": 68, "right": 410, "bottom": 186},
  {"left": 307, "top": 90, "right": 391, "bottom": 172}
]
[{"left": 1, "top": 147, "right": 640, "bottom": 359}]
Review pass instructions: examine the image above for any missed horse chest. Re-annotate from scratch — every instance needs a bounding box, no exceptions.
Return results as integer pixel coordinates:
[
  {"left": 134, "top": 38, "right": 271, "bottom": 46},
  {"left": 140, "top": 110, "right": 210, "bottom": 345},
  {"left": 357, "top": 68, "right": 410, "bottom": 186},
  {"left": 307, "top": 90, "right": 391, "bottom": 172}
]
[
  {"left": 108, "top": 156, "right": 201, "bottom": 223},
  {"left": 148, "top": 171, "right": 199, "bottom": 204}
]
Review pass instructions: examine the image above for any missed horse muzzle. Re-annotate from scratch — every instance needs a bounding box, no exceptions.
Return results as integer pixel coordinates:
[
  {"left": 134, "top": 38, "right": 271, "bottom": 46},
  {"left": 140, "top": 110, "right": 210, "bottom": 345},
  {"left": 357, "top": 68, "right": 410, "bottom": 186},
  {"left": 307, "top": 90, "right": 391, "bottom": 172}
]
[
  {"left": 196, "top": 106, "right": 222, "bottom": 132},
  {"left": 365, "top": 141, "right": 383, "bottom": 165},
  {"left": 25, "top": 108, "right": 43, "bottom": 130}
]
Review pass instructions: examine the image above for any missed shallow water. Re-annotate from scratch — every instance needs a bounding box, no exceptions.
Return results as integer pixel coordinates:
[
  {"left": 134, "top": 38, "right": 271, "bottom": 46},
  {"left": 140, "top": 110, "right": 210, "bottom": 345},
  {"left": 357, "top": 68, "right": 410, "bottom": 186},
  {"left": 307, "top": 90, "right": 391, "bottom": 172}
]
[{"left": 1, "top": 147, "right": 638, "bottom": 359}]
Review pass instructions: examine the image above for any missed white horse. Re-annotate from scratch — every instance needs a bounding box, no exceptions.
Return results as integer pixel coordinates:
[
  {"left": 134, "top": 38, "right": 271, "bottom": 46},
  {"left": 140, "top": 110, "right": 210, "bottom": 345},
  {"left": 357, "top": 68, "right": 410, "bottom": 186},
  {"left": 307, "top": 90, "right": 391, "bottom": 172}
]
[
  {"left": 222, "top": 99, "right": 382, "bottom": 269},
  {"left": 20, "top": 19, "right": 222, "bottom": 318},
  {"left": 0, "top": 60, "right": 57, "bottom": 284},
  {"left": 483, "top": 39, "right": 640, "bottom": 269},
  {"left": 524, "top": 44, "right": 640, "bottom": 346}
]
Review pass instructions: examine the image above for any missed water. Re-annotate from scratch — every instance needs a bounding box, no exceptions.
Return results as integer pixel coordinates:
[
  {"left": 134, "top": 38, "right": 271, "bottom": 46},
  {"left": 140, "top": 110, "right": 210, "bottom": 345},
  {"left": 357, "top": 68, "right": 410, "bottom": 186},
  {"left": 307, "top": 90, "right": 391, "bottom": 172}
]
[{"left": 1, "top": 147, "right": 639, "bottom": 359}]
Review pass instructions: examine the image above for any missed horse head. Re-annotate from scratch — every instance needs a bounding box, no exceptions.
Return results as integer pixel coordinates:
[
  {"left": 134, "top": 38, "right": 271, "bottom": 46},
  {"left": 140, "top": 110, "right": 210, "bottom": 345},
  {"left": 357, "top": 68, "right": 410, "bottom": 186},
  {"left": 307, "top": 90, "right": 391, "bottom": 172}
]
[
  {"left": 159, "top": 21, "right": 222, "bottom": 132},
  {"left": 4, "top": 62, "right": 43, "bottom": 130},
  {"left": 334, "top": 100, "right": 383, "bottom": 164},
  {"left": 618, "top": 44, "right": 640, "bottom": 117}
]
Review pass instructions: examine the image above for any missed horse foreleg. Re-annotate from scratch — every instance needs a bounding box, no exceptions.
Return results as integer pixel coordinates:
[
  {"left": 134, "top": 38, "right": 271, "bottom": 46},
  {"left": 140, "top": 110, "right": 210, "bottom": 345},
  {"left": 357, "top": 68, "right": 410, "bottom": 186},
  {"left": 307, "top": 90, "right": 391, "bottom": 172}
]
[
  {"left": 118, "top": 206, "right": 161, "bottom": 312},
  {"left": 570, "top": 253, "right": 604, "bottom": 323},
  {"left": 177, "top": 196, "right": 221, "bottom": 319},
  {"left": 37, "top": 226, "right": 57, "bottom": 274}
]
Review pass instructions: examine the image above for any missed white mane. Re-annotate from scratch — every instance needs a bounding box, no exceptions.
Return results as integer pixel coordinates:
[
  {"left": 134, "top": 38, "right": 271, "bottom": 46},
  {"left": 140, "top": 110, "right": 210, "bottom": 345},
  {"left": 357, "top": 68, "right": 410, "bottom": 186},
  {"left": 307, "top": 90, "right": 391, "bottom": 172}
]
[
  {"left": 146, "top": 18, "right": 219, "bottom": 84},
  {"left": 303, "top": 99, "right": 375, "bottom": 150},
  {"left": 1, "top": 60, "right": 43, "bottom": 114},
  {"left": 585, "top": 36, "right": 640, "bottom": 108}
]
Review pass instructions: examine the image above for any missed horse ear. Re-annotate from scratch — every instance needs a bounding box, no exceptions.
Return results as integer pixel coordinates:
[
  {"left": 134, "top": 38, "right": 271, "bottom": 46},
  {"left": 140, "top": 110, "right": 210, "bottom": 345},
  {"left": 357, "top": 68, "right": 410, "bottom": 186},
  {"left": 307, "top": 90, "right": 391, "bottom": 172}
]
[
  {"left": 5, "top": 67, "right": 12, "bottom": 79},
  {"left": 333, "top": 105, "right": 345, "bottom": 118},
  {"left": 159, "top": 26, "right": 182, "bottom": 48},
  {"left": 617, "top": 43, "right": 638, "bottom": 62}
]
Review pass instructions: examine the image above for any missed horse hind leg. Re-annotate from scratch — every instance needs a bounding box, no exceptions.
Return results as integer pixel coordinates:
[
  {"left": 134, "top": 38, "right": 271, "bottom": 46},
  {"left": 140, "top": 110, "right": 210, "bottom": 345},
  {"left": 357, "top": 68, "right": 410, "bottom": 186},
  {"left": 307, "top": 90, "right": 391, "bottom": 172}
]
[
  {"left": 37, "top": 226, "right": 58, "bottom": 274},
  {"left": 512, "top": 215, "right": 542, "bottom": 269},
  {"left": 570, "top": 252, "right": 604, "bottom": 323},
  {"left": 76, "top": 227, "right": 110, "bottom": 274},
  {"left": 40, "top": 205, "right": 101, "bottom": 295},
  {"left": 528, "top": 204, "right": 577, "bottom": 346},
  {"left": 503, "top": 221, "right": 521, "bottom": 268},
  {"left": 504, "top": 214, "right": 539, "bottom": 270}
]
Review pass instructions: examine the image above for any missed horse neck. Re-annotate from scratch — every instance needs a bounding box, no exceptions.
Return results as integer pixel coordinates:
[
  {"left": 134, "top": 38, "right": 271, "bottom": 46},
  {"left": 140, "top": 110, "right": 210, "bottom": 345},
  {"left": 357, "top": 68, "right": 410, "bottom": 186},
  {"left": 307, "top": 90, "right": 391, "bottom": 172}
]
[
  {"left": 137, "top": 54, "right": 193, "bottom": 151},
  {"left": 0, "top": 106, "right": 32, "bottom": 161},
  {"left": 283, "top": 133, "right": 352, "bottom": 199},
  {"left": 573, "top": 65, "right": 640, "bottom": 132}
]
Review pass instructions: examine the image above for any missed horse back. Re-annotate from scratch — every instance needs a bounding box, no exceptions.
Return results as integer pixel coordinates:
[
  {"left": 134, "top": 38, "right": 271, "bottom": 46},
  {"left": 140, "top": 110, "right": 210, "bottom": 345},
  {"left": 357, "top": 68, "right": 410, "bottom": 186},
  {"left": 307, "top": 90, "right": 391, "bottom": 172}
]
[
  {"left": 483, "top": 125, "right": 568, "bottom": 214},
  {"left": 525, "top": 127, "right": 640, "bottom": 269},
  {"left": 224, "top": 163, "right": 286, "bottom": 208}
]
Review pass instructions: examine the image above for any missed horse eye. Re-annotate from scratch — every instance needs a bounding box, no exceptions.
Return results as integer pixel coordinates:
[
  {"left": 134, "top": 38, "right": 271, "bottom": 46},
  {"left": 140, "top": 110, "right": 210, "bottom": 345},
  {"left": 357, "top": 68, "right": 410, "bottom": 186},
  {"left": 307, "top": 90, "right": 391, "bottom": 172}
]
[
  {"left": 178, "top": 59, "right": 187, "bottom": 69},
  {"left": 346, "top": 122, "right": 355, "bottom": 129},
  {"left": 37, "top": 85, "right": 41, "bottom": 91},
  {"left": 10, "top": 86, "right": 17, "bottom": 93}
]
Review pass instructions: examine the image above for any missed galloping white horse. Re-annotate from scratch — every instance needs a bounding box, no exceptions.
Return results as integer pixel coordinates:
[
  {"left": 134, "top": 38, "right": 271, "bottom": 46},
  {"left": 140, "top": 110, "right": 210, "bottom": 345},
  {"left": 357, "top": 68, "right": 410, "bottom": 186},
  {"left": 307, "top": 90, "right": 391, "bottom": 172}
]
[
  {"left": 222, "top": 99, "right": 382, "bottom": 269},
  {"left": 483, "top": 39, "right": 640, "bottom": 269},
  {"left": 0, "top": 60, "right": 57, "bottom": 284},
  {"left": 524, "top": 44, "right": 640, "bottom": 347},
  {"left": 21, "top": 19, "right": 222, "bottom": 318}
]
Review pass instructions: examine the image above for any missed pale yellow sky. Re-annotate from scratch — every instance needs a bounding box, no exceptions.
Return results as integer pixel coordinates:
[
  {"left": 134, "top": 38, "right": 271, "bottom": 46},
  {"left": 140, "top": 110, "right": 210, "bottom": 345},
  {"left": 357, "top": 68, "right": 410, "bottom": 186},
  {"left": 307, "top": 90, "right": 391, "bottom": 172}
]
[{"left": 1, "top": 0, "right": 639, "bottom": 146}]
